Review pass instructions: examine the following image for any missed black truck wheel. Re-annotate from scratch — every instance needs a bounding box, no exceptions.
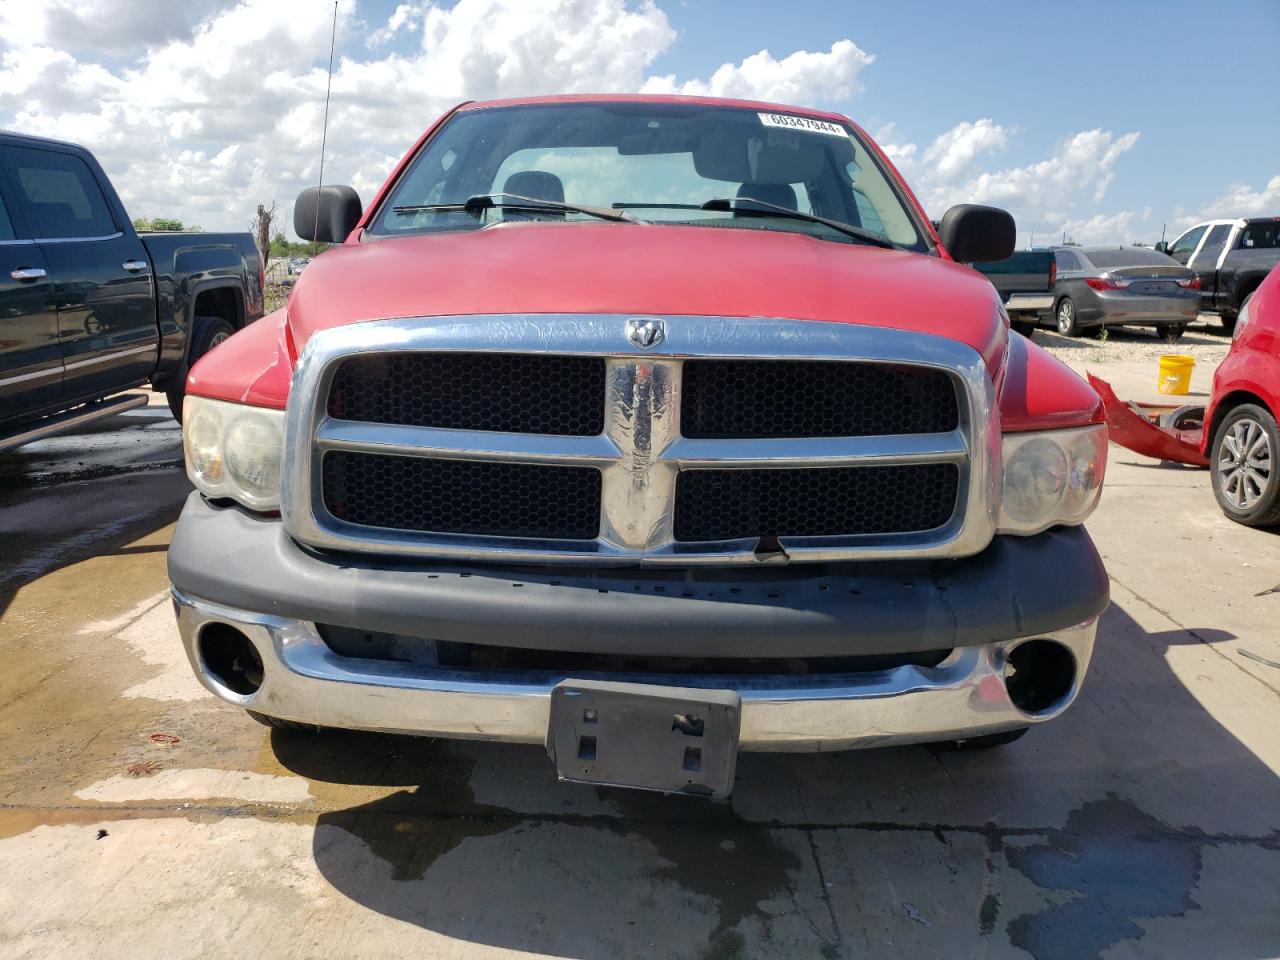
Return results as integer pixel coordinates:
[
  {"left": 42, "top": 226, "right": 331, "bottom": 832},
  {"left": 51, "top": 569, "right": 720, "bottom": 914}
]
[
  {"left": 167, "top": 315, "right": 236, "bottom": 421},
  {"left": 1010, "top": 317, "right": 1037, "bottom": 339},
  {"left": 1160, "top": 322, "right": 1188, "bottom": 343},
  {"left": 1211, "top": 403, "right": 1280, "bottom": 527}
]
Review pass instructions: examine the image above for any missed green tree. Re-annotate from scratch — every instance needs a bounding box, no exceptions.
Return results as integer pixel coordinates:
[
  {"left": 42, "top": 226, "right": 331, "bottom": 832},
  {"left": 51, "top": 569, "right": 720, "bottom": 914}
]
[
  {"left": 269, "top": 232, "right": 329, "bottom": 258},
  {"left": 133, "top": 216, "right": 197, "bottom": 233}
]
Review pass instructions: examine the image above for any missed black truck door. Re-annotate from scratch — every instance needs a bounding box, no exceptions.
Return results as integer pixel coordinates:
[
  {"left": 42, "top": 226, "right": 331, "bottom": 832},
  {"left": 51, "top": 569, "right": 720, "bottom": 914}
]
[
  {"left": 1, "top": 144, "right": 155, "bottom": 404},
  {"left": 0, "top": 165, "right": 61, "bottom": 424},
  {"left": 1189, "top": 223, "right": 1233, "bottom": 309}
]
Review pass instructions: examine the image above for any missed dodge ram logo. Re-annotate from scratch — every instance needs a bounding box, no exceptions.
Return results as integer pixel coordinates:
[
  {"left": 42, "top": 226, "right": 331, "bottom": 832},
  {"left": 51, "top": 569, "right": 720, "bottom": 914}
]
[{"left": 626, "top": 317, "right": 665, "bottom": 349}]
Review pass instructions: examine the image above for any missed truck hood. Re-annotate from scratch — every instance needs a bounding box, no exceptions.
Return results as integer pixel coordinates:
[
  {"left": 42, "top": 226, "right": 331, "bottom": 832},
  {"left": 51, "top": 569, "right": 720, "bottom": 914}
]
[{"left": 287, "top": 223, "right": 1007, "bottom": 369}]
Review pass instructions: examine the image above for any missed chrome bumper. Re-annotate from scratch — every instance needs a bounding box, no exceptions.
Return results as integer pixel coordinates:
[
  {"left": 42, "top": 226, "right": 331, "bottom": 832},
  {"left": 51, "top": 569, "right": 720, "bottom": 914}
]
[
  {"left": 173, "top": 588, "right": 1097, "bottom": 752},
  {"left": 1004, "top": 293, "right": 1054, "bottom": 312}
]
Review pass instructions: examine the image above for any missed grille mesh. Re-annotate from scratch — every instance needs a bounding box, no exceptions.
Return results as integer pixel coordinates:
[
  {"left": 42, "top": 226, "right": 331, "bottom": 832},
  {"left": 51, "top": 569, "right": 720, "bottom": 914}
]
[
  {"left": 681, "top": 360, "right": 958, "bottom": 439},
  {"left": 674, "top": 464, "right": 959, "bottom": 541},
  {"left": 322, "top": 452, "right": 601, "bottom": 540},
  {"left": 328, "top": 353, "right": 606, "bottom": 436}
]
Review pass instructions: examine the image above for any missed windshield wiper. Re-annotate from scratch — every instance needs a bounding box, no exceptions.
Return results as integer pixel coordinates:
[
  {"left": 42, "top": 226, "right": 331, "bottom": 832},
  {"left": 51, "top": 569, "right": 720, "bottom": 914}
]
[
  {"left": 699, "top": 198, "right": 895, "bottom": 249},
  {"left": 392, "top": 193, "right": 640, "bottom": 224}
]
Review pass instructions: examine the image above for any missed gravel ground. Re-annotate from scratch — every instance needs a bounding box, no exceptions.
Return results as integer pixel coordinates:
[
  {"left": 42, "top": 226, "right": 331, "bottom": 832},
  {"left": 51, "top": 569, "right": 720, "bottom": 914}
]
[{"left": 1032, "top": 314, "right": 1232, "bottom": 367}]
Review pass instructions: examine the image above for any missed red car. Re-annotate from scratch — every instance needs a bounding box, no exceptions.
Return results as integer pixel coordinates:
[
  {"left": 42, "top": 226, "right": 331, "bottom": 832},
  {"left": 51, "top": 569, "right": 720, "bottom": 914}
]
[
  {"left": 168, "top": 95, "right": 1111, "bottom": 797},
  {"left": 1092, "top": 264, "right": 1279, "bottom": 526}
]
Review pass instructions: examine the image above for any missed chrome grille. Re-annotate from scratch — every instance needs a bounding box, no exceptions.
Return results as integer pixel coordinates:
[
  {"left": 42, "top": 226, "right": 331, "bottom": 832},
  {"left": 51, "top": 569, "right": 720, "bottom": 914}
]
[
  {"left": 681, "top": 359, "right": 958, "bottom": 438},
  {"left": 283, "top": 314, "right": 999, "bottom": 566},
  {"left": 673, "top": 464, "right": 960, "bottom": 541},
  {"left": 322, "top": 452, "right": 602, "bottom": 540},
  {"left": 328, "top": 353, "right": 605, "bottom": 435}
]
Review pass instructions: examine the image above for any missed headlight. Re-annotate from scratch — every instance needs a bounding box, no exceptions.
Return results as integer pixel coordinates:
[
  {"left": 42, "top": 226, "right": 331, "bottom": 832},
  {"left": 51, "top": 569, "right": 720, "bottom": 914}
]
[
  {"left": 183, "top": 396, "right": 285, "bottom": 510},
  {"left": 998, "top": 425, "right": 1107, "bottom": 535}
]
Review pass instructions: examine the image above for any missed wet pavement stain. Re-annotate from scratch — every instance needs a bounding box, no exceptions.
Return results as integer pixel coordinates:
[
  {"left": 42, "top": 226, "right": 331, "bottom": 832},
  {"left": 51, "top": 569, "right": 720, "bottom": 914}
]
[
  {"left": 269, "top": 730, "right": 812, "bottom": 959},
  {"left": 977, "top": 824, "right": 1002, "bottom": 936},
  {"left": 601, "top": 789, "right": 808, "bottom": 960},
  {"left": 1005, "top": 794, "right": 1202, "bottom": 960}
]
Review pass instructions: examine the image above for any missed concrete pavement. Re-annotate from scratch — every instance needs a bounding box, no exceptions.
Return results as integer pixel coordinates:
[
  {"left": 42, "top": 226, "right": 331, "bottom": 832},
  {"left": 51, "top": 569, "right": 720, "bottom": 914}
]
[{"left": 1, "top": 329, "right": 1277, "bottom": 959}]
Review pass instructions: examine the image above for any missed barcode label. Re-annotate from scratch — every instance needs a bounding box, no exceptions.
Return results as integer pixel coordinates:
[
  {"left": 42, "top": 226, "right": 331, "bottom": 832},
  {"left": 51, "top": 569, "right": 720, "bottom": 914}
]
[{"left": 757, "top": 112, "right": 846, "bottom": 137}]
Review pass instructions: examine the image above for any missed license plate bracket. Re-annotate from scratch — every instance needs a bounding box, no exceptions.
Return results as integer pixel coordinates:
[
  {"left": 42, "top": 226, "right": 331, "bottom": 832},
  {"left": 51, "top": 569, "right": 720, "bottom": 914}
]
[{"left": 546, "top": 680, "right": 741, "bottom": 798}]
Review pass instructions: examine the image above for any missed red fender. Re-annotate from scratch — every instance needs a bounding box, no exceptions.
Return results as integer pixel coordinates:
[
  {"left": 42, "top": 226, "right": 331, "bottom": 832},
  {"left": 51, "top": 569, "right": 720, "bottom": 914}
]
[{"left": 1086, "top": 373, "right": 1209, "bottom": 468}]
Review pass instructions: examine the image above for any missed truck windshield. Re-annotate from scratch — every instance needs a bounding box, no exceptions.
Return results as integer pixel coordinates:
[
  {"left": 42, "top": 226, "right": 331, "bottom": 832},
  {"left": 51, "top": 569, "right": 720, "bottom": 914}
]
[{"left": 367, "top": 102, "right": 928, "bottom": 251}]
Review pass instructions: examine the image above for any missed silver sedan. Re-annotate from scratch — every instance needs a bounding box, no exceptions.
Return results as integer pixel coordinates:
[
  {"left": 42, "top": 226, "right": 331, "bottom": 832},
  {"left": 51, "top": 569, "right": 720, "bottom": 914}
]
[{"left": 1042, "top": 246, "right": 1200, "bottom": 340}]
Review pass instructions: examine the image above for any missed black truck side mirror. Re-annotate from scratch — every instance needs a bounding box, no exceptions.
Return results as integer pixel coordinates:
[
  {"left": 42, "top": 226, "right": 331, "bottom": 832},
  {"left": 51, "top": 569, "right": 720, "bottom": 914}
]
[
  {"left": 1154, "top": 240, "right": 1170, "bottom": 254},
  {"left": 938, "top": 204, "right": 1016, "bottom": 264},
  {"left": 294, "top": 186, "right": 363, "bottom": 243}
]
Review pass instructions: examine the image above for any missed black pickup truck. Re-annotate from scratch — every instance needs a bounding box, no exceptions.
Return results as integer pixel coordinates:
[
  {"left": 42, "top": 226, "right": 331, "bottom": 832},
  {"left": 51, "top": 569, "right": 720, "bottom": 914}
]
[
  {"left": 972, "top": 249, "right": 1055, "bottom": 338},
  {"left": 929, "top": 220, "right": 1054, "bottom": 339},
  {"left": 0, "top": 132, "right": 263, "bottom": 450},
  {"left": 1159, "top": 217, "right": 1280, "bottom": 333}
]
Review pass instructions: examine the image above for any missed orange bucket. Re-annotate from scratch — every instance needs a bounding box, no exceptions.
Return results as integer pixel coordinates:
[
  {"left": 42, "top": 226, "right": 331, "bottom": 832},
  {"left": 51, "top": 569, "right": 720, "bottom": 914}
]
[{"left": 1157, "top": 354, "right": 1195, "bottom": 395}]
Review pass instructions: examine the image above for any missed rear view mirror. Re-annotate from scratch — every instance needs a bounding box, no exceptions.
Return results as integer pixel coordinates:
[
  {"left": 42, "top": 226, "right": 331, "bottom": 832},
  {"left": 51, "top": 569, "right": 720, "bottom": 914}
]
[
  {"left": 938, "top": 204, "right": 1016, "bottom": 264},
  {"left": 294, "top": 185, "right": 362, "bottom": 243},
  {"left": 1154, "top": 241, "right": 1170, "bottom": 254}
]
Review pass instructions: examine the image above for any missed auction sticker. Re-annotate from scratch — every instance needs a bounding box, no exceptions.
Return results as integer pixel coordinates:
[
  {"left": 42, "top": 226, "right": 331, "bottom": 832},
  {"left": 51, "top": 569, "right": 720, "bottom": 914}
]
[{"left": 757, "top": 112, "right": 846, "bottom": 137}]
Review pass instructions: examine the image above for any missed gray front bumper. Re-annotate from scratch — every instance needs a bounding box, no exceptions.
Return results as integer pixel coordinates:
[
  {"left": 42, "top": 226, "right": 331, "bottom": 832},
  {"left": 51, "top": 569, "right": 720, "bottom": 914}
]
[
  {"left": 168, "top": 495, "right": 1106, "bottom": 750},
  {"left": 168, "top": 494, "right": 1108, "bottom": 659}
]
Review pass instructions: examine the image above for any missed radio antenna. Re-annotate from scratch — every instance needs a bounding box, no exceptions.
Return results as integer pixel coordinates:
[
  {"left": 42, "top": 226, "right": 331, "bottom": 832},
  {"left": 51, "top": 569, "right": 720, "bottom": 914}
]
[{"left": 312, "top": 0, "right": 339, "bottom": 245}]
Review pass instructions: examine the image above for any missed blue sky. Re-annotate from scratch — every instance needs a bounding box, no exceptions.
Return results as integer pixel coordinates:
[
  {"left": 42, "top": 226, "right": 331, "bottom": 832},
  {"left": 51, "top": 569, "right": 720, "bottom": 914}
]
[
  {"left": 2, "top": 0, "right": 1276, "bottom": 243},
  {"left": 352, "top": 0, "right": 1280, "bottom": 243}
]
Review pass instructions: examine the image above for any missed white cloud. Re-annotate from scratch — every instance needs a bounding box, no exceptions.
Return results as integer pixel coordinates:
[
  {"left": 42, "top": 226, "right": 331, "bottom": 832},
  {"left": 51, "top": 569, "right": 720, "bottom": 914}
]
[
  {"left": 1058, "top": 209, "right": 1151, "bottom": 247},
  {"left": 0, "top": 0, "right": 225, "bottom": 55},
  {"left": 884, "top": 121, "right": 1143, "bottom": 245},
  {"left": 1173, "top": 173, "right": 1280, "bottom": 230},
  {"left": 367, "top": 2, "right": 427, "bottom": 47},
  {"left": 642, "top": 39, "right": 874, "bottom": 105},
  {"left": 0, "top": 0, "right": 866, "bottom": 237},
  {"left": 919, "top": 119, "right": 1009, "bottom": 183}
]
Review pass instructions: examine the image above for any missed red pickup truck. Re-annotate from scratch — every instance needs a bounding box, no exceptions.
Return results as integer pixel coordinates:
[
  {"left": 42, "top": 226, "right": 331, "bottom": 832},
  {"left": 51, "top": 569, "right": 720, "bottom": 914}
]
[{"left": 168, "top": 95, "right": 1109, "bottom": 797}]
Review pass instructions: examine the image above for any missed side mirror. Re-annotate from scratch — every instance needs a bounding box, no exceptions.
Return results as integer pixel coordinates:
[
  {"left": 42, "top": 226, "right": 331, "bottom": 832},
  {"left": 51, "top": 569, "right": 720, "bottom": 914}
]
[
  {"left": 938, "top": 204, "right": 1016, "bottom": 264},
  {"left": 1154, "top": 241, "right": 1170, "bottom": 254},
  {"left": 294, "top": 185, "right": 362, "bottom": 243}
]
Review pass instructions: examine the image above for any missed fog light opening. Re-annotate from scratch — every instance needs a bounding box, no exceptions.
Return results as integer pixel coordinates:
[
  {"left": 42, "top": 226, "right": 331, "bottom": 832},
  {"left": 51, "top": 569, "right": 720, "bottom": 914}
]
[
  {"left": 1004, "top": 639, "right": 1075, "bottom": 715},
  {"left": 198, "top": 622, "right": 264, "bottom": 696}
]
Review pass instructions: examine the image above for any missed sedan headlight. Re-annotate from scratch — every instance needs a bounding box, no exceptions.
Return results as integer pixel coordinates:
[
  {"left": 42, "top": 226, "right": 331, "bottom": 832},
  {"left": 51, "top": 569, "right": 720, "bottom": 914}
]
[
  {"left": 183, "top": 396, "right": 285, "bottom": 511},
  {"left": 998, "top": 425, "right": 1107, "bottom": 535}
]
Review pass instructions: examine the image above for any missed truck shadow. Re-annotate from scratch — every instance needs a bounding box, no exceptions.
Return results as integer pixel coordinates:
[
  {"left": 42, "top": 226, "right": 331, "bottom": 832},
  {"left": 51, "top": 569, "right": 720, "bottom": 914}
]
[{"left": 271, "top": 601, "right": 1280, "bottom": 959}]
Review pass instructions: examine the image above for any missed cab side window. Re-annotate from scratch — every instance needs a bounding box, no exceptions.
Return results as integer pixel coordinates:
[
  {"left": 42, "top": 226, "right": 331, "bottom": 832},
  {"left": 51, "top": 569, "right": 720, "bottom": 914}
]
[
  {"left": 1240, "top": 222, "right": 1279, "bottom": 249},
  {"left": 1168, "top": 225, "right": 1206, "bottom": 264},
  {"left": 4, "top": 146, "right": 117, "bottom": 240},
  {"left": 1192, "top": 224, "right": 1232, "bottom": 265}
]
